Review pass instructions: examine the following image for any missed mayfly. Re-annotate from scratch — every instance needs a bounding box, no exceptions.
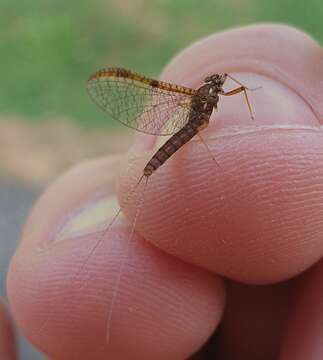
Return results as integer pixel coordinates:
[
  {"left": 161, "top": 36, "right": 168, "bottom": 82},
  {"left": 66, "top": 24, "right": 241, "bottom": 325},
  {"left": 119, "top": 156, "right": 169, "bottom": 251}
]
[{"left": 86, "top": 67, "right": 259, "bottom": 342}]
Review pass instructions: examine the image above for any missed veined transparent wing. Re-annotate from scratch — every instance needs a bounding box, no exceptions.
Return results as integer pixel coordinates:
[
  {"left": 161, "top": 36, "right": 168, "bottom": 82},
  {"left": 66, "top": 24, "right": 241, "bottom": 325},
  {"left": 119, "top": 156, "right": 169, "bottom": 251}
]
[{"left": 87, "top": 67, "right": 197, "bottom": 136}]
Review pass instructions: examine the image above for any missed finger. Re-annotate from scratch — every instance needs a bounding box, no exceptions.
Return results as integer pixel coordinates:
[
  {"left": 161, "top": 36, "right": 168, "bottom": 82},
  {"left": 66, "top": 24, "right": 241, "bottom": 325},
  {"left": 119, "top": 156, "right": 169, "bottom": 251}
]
[
  {"left": 280, "top": 259, "right": 323, "bottom": 359},
  {"left": 119, "top": 24, "right": 323, "bottom": 284},
  {"left": 7, "top": 156, "right": 225, "bottom": 360},
  {"left": 0, "top": 299, "right": 17, "bottom": 360}
]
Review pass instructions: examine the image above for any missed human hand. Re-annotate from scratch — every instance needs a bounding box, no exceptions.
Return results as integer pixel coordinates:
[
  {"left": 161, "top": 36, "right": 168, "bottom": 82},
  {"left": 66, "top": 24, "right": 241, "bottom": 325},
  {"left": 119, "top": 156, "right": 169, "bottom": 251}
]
[{"left": 7, "top": 24, "right": 323, "bottom": 359}]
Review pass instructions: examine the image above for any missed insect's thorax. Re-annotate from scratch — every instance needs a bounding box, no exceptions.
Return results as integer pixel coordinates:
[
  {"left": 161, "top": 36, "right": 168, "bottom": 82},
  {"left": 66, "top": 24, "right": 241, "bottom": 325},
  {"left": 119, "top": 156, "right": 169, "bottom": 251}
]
[
  {"left": 190, "top": 83, "right": 220, "bottom": 122},
  {"left": 194, "top": 84, "right": 219, "bottom": 112}
]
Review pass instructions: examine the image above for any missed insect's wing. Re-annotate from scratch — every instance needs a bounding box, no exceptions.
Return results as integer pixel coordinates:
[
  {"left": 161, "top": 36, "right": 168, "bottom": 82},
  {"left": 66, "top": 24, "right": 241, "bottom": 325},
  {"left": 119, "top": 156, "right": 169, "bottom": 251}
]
[{"left": 87, "top": 67, "right": 197, "bottom": 136}]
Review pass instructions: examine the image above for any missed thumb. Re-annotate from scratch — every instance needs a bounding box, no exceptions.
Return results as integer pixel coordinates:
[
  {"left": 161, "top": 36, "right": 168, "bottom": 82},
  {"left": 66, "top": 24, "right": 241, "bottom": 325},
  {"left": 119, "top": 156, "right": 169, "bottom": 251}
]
[{"left": 119, "top": 24, "right": 323, "bottom": 284}]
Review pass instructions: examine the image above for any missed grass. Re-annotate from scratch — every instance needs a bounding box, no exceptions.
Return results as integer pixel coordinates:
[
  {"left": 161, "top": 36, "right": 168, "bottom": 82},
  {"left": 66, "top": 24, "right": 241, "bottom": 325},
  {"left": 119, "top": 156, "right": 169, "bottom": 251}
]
[{"left": 1, "top": 0, "right": 323, "bottom": 127}]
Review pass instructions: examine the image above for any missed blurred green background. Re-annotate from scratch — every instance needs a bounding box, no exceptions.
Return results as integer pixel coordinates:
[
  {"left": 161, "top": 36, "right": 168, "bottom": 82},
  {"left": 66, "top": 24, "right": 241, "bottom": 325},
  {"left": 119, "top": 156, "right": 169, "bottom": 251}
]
[{"left": 1, "top": 0, "right": 323, "bottom": 128}]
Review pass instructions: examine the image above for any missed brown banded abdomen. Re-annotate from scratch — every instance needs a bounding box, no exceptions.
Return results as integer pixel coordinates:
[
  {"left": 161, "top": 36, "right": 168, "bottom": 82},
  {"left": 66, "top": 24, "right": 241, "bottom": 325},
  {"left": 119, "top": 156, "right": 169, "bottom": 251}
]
[{"left": 143, "top": 121, "right": 201, "bottom": 176}]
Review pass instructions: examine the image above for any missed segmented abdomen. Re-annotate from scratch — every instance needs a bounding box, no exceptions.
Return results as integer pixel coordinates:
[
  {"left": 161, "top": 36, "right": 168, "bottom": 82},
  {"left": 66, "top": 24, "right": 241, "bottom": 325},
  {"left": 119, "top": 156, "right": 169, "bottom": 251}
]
[{"left": 144, "top": 121, "right": 201, "bottom": 176}]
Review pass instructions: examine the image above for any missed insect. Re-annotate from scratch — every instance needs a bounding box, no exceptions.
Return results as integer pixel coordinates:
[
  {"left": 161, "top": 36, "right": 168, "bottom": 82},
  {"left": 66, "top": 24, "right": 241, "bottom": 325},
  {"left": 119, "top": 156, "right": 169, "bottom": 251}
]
[
  {"left": 86, "top": 67, "right": 259, "bottom": 342},
  {"left": 87, "top": 67, "right": 257, "bottom": 177}
]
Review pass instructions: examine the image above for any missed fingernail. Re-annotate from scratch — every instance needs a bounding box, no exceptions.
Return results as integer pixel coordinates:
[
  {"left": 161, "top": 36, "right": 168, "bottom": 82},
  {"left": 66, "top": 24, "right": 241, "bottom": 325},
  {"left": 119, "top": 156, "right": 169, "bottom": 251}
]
[{"left": 55, "top": 195, "right": 124, "bottom": 242}]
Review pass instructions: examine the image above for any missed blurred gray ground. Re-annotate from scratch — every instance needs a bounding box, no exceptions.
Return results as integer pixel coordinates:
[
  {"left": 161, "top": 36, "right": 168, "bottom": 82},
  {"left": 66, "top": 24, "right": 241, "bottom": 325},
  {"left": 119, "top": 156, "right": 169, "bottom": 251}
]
[{"left": 0, "top": 182, "right": 45, "bottom": 359}]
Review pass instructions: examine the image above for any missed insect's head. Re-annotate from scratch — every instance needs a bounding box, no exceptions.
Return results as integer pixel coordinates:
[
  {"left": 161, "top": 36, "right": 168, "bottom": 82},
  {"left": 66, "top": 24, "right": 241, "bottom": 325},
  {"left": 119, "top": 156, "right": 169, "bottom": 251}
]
[{"left": 204, "top": 74, "right": 226, "bottom": 88}]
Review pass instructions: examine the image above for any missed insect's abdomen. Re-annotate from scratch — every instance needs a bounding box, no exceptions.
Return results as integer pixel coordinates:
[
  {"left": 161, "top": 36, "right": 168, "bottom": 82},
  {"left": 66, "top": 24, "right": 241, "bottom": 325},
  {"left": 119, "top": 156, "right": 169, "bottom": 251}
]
[{"left": 144, "top": 122, "right": 200, "bottom": 176}]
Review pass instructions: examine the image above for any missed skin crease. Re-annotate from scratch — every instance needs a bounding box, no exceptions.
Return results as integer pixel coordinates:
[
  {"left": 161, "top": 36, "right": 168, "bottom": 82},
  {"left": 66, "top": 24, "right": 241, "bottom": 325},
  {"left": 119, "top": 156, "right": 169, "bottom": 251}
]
[{"left": 5, "top": 24, "right": 323, "bottom": 359}]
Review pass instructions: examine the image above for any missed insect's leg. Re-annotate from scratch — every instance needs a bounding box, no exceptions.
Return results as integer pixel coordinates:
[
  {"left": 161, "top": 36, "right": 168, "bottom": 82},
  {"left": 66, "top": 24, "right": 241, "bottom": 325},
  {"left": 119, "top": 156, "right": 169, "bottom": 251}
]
[
  {"left": 224, "top": 73, "right": 262, "bottom": 91},
  {"left": 223, "top": 73, "right": 261, "bottom": 120},
  {"left": 222, "top": 86, "right": 256, "bottom": 121},
  {"left": 197, "top": 132, "right": 220, "bottom": 168},
  {"left": 106, "top": 174, "right": 149, "bottom": 344},
  {"left": 197, "top": 134, "right": 231, "bottom": 242}
]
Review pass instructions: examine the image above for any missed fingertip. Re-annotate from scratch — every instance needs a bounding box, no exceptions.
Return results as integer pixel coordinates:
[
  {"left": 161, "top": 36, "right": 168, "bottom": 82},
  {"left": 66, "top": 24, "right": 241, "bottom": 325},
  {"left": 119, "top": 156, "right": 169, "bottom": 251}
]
[
  {"left": 119, "top": 25, "right": 323, "bottom": 285},
  {"left": 7, "top": 157, "right": 225, "bottom": 359},
  {"left": 8, "top": 219, "right": 226, "bottom": 359}
]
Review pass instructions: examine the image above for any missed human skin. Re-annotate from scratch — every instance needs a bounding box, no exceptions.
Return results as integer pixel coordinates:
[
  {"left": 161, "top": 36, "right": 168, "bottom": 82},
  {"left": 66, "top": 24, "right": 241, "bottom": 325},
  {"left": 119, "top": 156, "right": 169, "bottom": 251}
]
[{"left": 6, "top": 24, "right": 323, "bottom": 359}]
